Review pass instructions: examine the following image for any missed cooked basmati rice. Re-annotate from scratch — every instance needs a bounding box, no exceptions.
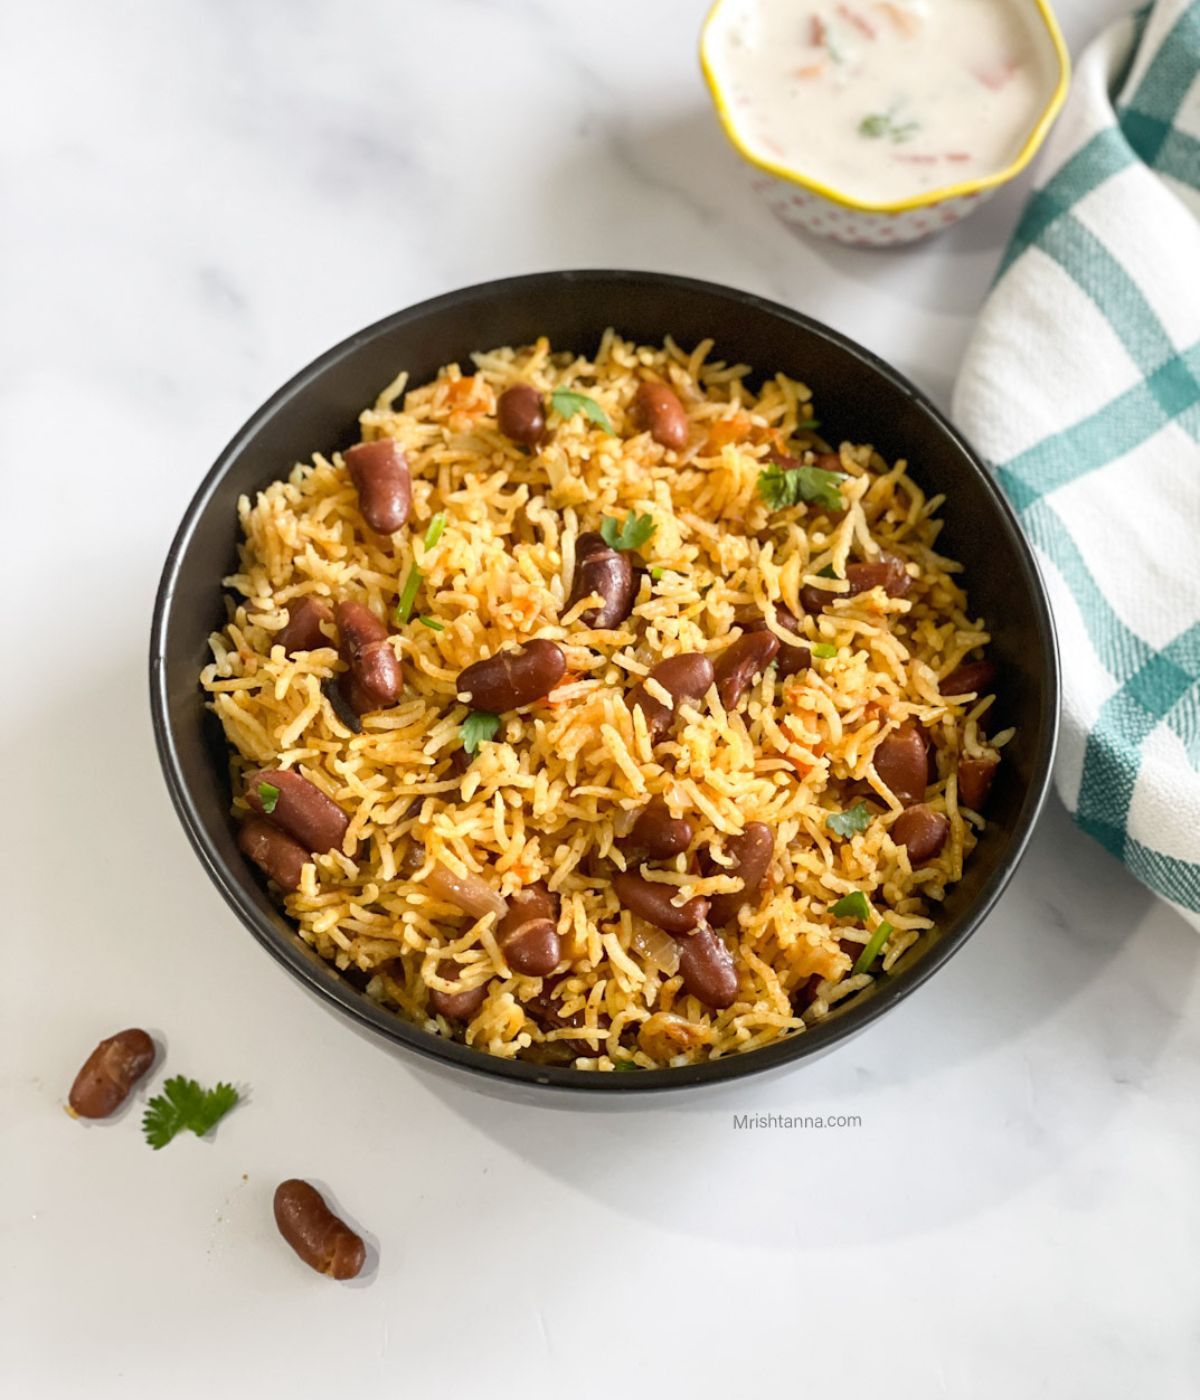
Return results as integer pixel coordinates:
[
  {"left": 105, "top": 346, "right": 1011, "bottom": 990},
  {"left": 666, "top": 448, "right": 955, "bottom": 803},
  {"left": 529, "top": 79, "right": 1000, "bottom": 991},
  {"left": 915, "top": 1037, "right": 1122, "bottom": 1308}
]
[{"left": 201, "top": 332, "right": 1005, "bottom": 1070}]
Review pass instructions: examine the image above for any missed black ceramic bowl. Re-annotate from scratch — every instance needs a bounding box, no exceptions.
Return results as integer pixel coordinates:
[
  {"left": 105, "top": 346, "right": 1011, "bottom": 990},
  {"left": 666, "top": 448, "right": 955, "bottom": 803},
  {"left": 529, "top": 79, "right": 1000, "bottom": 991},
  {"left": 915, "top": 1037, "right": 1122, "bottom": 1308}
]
[{"left": 150, "top": 270, "right": 1058, "bottom": 1097}]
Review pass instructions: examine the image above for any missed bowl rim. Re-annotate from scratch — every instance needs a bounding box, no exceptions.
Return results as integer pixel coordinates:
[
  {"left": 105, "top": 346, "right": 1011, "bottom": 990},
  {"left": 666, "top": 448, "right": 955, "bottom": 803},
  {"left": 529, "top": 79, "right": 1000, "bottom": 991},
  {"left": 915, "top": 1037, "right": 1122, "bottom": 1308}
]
[
  {"left": 149, "top": 268, "right": 1059, "bottom": 1095},
  {"left": 699, "top": 0, "right": 1071, "bottom": 215}
]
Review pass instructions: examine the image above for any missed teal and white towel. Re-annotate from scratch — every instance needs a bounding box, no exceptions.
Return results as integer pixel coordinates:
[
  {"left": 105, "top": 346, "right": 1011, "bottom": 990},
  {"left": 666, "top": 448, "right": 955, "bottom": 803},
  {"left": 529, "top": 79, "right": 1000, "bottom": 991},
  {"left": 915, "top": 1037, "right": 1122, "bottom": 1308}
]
[{"left": 953, "top": 0, "right": 1200, "bottom": 930}]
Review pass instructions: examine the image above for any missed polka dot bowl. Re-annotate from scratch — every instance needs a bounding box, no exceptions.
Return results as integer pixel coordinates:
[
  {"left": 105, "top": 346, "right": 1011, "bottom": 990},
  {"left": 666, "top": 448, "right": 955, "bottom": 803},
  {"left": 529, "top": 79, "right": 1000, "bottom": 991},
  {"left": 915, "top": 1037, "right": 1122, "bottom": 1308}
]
[{"left": 700, "top": 0, "right": 1071, "bottom": 248}]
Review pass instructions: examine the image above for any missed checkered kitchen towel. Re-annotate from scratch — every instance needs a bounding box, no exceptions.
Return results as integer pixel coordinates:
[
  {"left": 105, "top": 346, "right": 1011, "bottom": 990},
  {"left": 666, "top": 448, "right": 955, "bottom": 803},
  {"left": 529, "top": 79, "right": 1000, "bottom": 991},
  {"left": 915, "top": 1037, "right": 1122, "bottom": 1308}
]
[{"left": 953, "top": 0, "right": 1200, "bottom": 930}]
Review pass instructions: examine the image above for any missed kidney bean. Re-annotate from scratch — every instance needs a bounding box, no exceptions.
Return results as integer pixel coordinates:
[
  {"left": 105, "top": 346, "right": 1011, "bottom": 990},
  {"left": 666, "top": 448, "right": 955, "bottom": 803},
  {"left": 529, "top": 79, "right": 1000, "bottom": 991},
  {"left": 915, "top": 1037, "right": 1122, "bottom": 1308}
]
[
  {"left": 277, "top": 596, "right": 333, "bottom": 656},
  {"left": 845, "top": 552, "right": 912, "bottom": 599},
  {"left": 873, "top": 722, "right": 929, "bottom": 805},
  {"left": 496, "top": 883, "right": 561, "bottom": 977},
  {"left": 335, "top": 601, "right": 402, "bottom": 708},
  {"left": 706, "top": 823, "right": 775, "bottom": 927},
  {"left": 799, "top": 582, "right": 834, "bottom": 615},
  {"left": 633, "top": 380, "right": 689, "bottom": 451},
  {"left": 344, "top": 439, "right": 411, "bottom": 534},
  {"left": 322, "top": 677, "right": 364, "bottom": 732},
  {"left": 613, "top": 871, "right": 709, "bottom": 935},
  {"left": 427, "top": 958, "right": 490, "bottom": 1020},
  {"left": 246, "top": 768, "right": 349, "bottom": 855},
  {"left": 629, "top": 652, "right": 715, "bottom": 743},
  {"left": 736, "top": 603, "right": 812, "bottom": 677},
  {"left": 456, "top": 639, "right": 566, "bottom": 712},
  {"left": 676, "top": 922, "right": 738, "bottom": 1010},
  {"left": 273, "top": 1179, "right": 366, "bottom": 1281},
  {"left": 627, "top": 797, "right": 693, "bottom": 859},
  {"left": 958, "top": 755, "right": 999, "bottom": 810},
  {"left": 497, "top": 384, "right": 546, "bottom": 447},
  {"left": 714, "top": 630, "right": 780, "bottom": 711},
  {"left": 567, "top": 531, "right": 635, "bottom": 629},
  {"left": 238, "top": 817, "right": 310, "bottom": 891},
  {"left": 892, "top": 805, "right": 950, "bottom": 865},
  {"left": 941, "top": 659, "right": 997, "bottom": 697},
  {"left": 68, "top": 1028, "right": 155, "bottom": 1119},
  {"left": 523, "top": 976, "right": 608, "bottom": 1057},
  {"left": 793, "top": 973, "right": 825, "bottom": 1011}
]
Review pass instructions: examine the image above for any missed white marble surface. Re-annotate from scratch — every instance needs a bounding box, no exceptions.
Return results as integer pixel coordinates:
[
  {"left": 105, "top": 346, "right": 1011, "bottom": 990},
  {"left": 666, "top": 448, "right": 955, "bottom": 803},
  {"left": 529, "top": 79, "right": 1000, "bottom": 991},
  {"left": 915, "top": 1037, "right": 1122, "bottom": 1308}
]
[{"left": 5, "top": 2, "right": 1198, "bottom": 1396}]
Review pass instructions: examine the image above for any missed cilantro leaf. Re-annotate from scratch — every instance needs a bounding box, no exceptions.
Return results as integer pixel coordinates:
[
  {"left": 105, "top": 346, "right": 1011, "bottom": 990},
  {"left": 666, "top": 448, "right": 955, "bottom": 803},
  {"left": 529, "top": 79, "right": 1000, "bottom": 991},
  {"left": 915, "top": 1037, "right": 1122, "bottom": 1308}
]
[
  {"left": 257, "top": 781, "right": 280, "bottom": 814},
  {"left": 551, "top": 387, "right": 613, "bottom": 433},
  {"left": 650, "top": 566, "right": 665, "bottom": 582},
  {"left": 613, "top": 1061, "right": 641, "bottom": 1072},
  {"left": 853, "top": 920, "right": 894, "bottom": 976},
  {"left": 757, "top": 463, "right": 847, "bottom": 513},
  {"left": 599, "top": 511, "right": 657, "bottom": 553},
  {"left": 142, "top": 1076, "right": 240, "bottom": 1150},
  {"left": 811, "top": 642, "right": 838, "bottom": 659},
  {"left": 830, "top": 890, "right": 871, "bottom": 922},
  {"left": 423, "top": 513, "right": 447, "bottom": 550},
  {"left": 826, "top": 799, "right": 870, "bottom": 839},
  {"left": 418, "top": 615, "right": 444, "bottom": 631},
  {"left": 460, "top": 710, "right": 501, "bottom": 756},
  {"left": 859, "top": 112, "right": 919, "bottom": 142}
]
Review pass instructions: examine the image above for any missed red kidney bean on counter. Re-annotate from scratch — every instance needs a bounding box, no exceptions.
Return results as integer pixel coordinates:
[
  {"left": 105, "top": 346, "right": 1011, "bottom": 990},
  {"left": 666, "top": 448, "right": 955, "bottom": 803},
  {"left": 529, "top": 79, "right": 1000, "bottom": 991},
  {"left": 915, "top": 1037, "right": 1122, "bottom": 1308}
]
[
  {"left": 567, "top": 531, "right": 636, "bottom": 629},
  {"left": 941, "top": 659, "right": 997, "bottom": 698},
  {"left": 629, "top": 652, "right": 715, "bottom": 744},
  {"left": 613, "top": 871, "right": 709, "bottom": 935},
  {"left": 456, "top": 639, "right": 566, "bottom": 712},
  {"left": 892, "top": 805, "right": 950, "bottom": 865},
  {"left": 873, "top": 722, "right": 930, "bottom": 806},
  {"left": 277, "top": 596, "right": 333, "bottom": 656},
  {"left": 714, "top": 630, "right": 780, "bottom": 711},
  {"left": 497, "top": 384, "right": 546, "bottom": 447},
  {"left": 427, "top": 959, "right": 490, "bottom": 1021},
  {"left": 706, "top": 823, "right": 775, "bottom": 928},
  {"left": 344, "top": 439, "right": 412, "bottom": 535},
  {"left": 238, "top": 817, "right": 310, "bottom": 892},
  {"left": 68, "top": 1029, "right": 155, "bottom": 1119},
  {"left": 496, "top": 884, "right": 561, "bottom": 977},
  {"left": 335, "top": 601, "right": 402, "bottom": 709},
  {"left": 273, "top": 1179, "right": 366, "bottom": 1281},
  {"left": 246, "top": 768, "right": 350, "bottom": 855},
  {"left": 626, "top": 797, "right": 693, "bottom": 859},
  {"left": 632, "top": 380, "right": 689, "bottom": 451},
  {"left": 676, "top": 923, "right": 739, "bottom": 1010}
]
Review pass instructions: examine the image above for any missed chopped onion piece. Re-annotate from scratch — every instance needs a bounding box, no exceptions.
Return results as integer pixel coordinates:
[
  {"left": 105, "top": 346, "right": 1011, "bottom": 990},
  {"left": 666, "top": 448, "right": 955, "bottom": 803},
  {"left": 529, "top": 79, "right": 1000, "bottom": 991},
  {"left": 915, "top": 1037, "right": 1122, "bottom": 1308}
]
[
  {"left": 632, "top": 923, "right": 681, "bottom": 975},
  {"left": 426, "top": 862, "right": 507, "bottom": 922}
]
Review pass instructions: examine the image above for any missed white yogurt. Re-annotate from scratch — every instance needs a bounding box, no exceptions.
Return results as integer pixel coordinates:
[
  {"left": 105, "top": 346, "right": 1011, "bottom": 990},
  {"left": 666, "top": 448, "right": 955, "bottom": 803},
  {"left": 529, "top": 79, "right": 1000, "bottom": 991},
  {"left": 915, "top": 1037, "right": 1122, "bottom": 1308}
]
[{"left": 708, "top": 0, "right": 1059, "bottom": 205}]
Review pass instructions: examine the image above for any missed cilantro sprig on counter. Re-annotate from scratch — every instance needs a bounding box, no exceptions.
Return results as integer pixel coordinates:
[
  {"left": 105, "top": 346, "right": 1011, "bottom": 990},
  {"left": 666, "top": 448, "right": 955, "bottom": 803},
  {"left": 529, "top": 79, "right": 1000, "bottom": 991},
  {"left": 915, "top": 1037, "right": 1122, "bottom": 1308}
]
[{"left": 142, "top": 1076, "right": 241, "bottom": 1150}]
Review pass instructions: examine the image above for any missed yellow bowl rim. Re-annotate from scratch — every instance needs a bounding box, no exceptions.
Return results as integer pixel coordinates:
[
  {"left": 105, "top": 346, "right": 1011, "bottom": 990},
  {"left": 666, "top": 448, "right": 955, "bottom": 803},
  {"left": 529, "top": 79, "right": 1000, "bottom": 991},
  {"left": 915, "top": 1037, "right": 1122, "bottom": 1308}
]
[{"left": 700, "top": 0, "right": 1072, "bottom": 216}]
